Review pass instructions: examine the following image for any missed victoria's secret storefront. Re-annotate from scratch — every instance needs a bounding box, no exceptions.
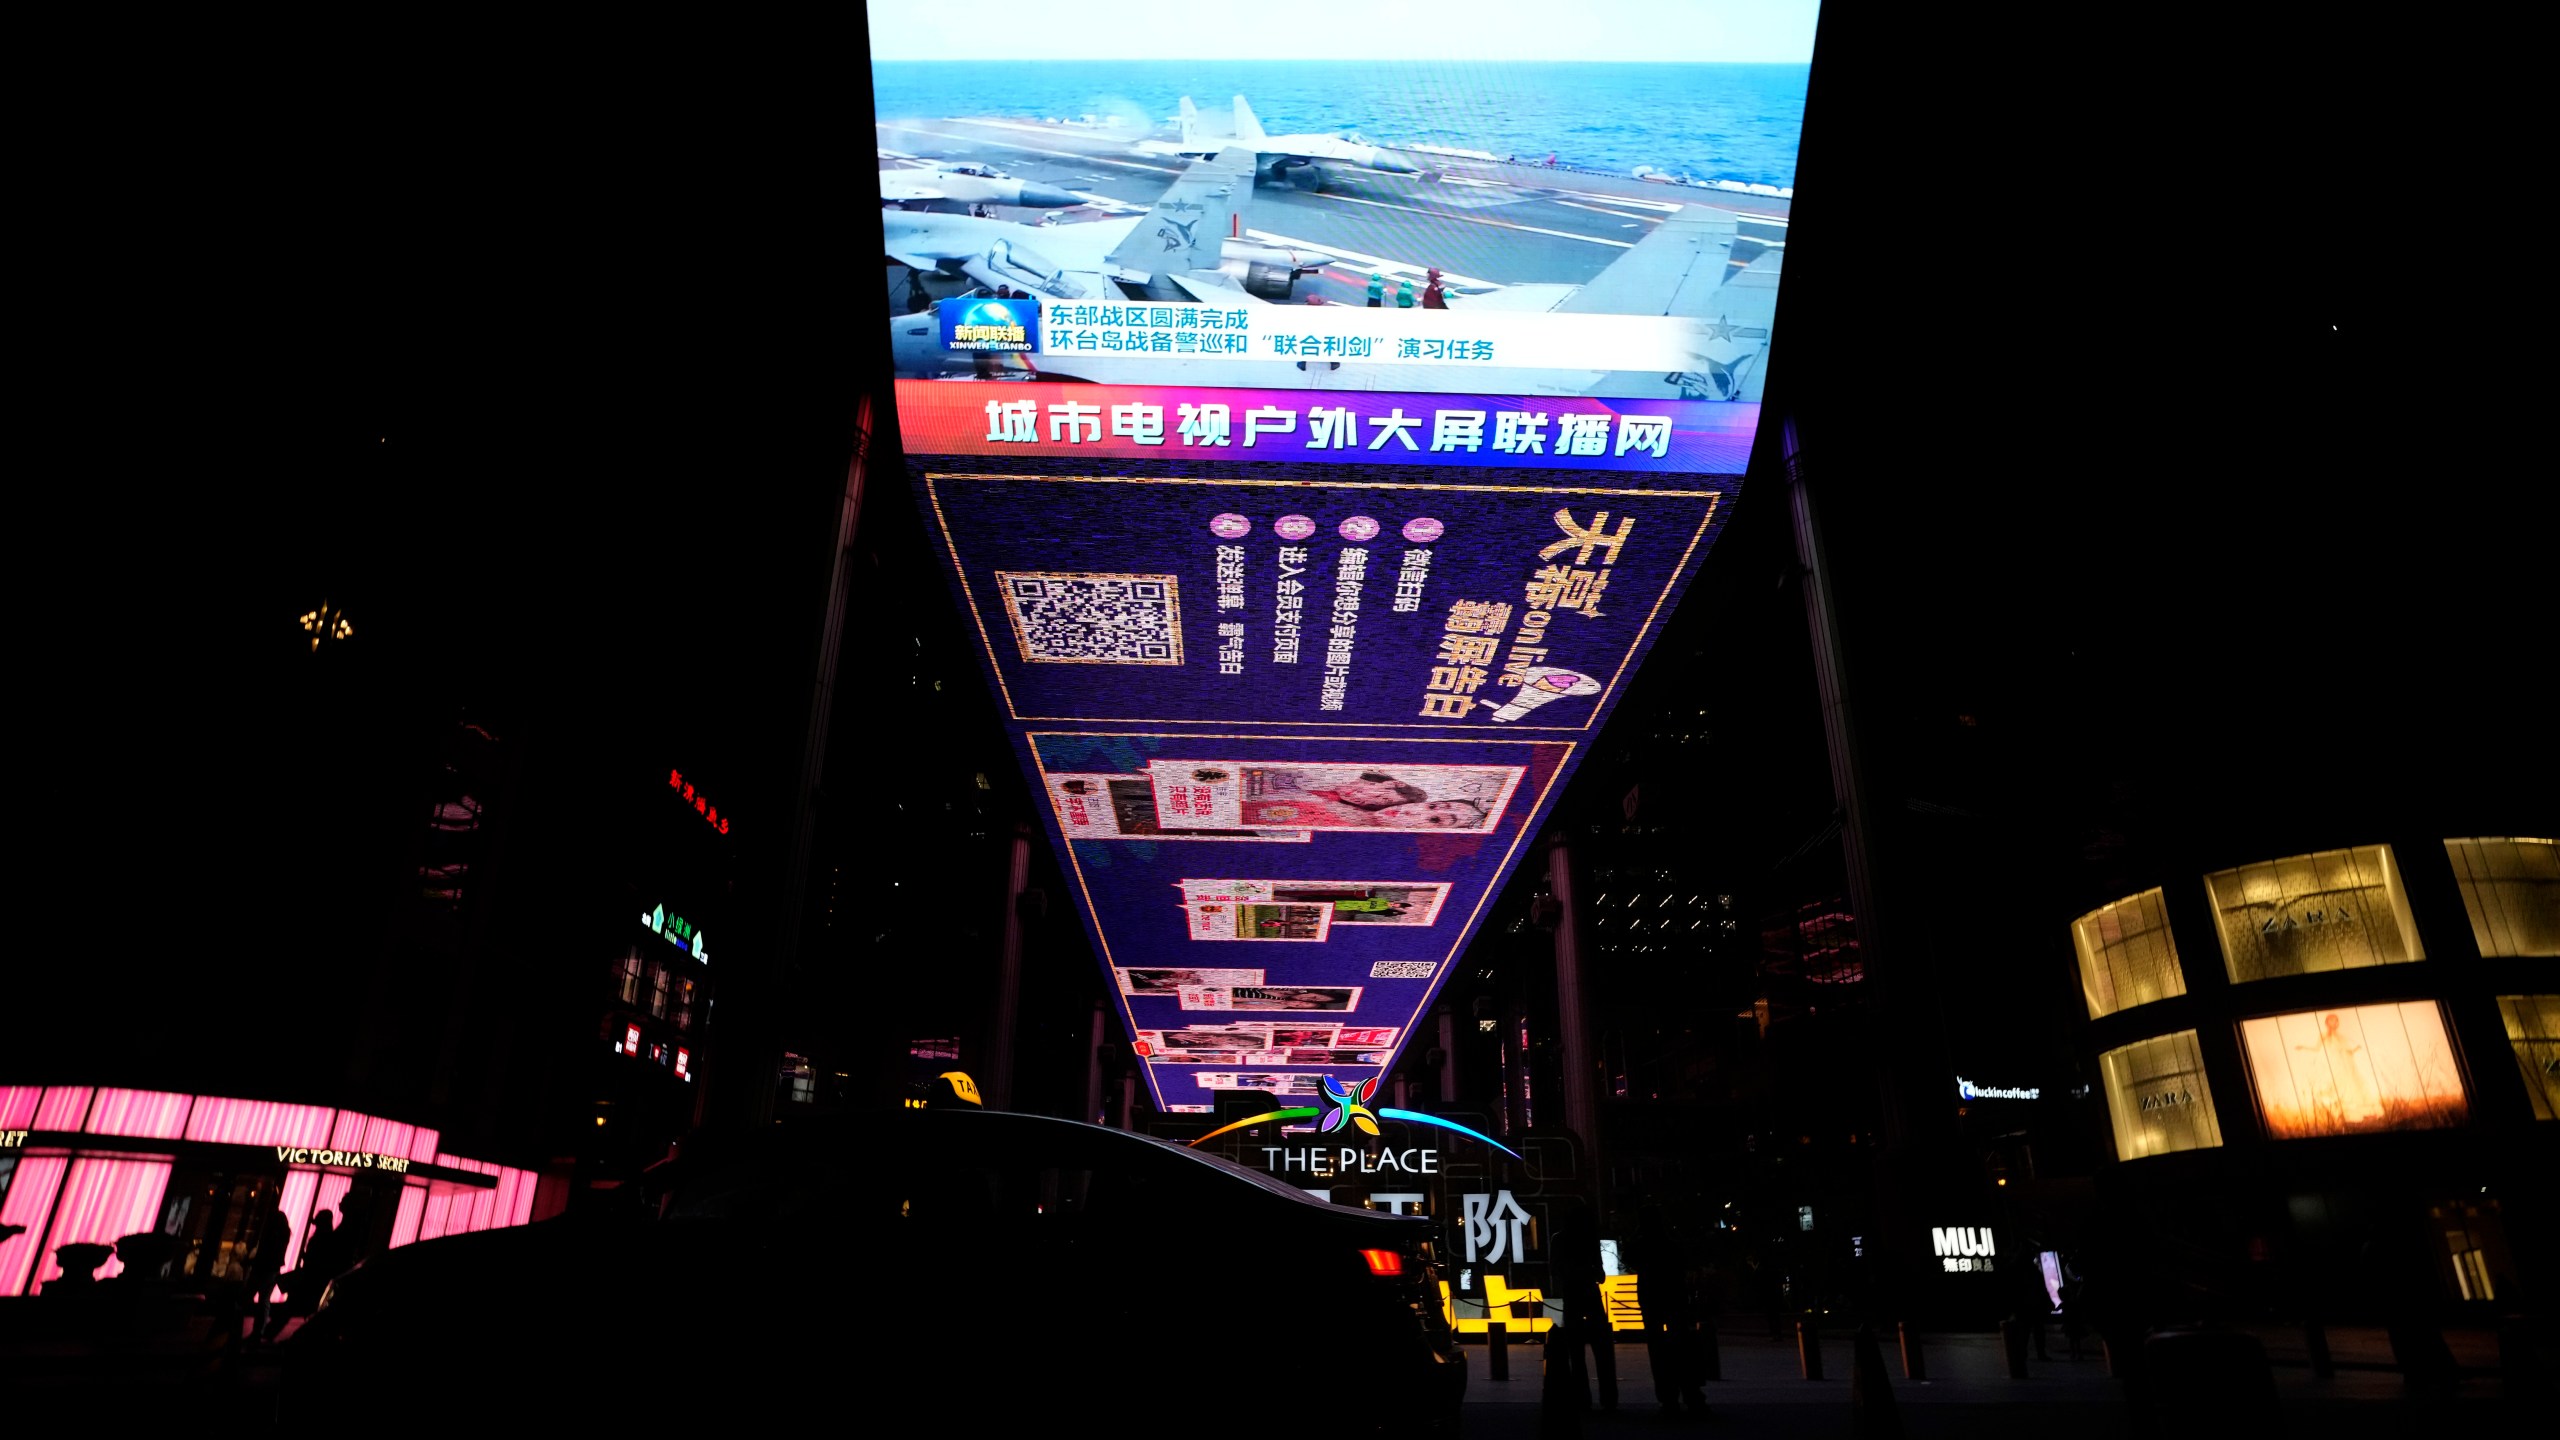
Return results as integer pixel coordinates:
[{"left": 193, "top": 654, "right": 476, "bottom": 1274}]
[{"left": 0, "top": 1086, "right": 553, "bottom": 1296}]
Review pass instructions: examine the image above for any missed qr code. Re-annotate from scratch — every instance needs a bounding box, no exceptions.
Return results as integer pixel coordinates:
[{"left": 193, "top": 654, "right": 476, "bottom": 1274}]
[
  {"left": 1370, "top": 961, "right": 1436, "bottom": 979},
  {"left": 997, "top": 572, "right": 1183, "bottom": 665}
]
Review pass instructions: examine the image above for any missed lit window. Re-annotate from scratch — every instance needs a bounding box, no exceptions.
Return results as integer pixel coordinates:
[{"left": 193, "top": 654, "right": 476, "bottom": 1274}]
[
  {"left": 2097, "top": 1030, "right": 2223, "bottom": 1160},
  {"left": 2238, "top": 1002, "right": 2467, "bottom": 1139},
  {"left": 2445, "top": 838, "right": 2558, "bottom": 958},
  {"left": 2071, "top": 888, "right": 2186, "bottom": 1019},
  {"left": 2495, "top": 996, "right": 2560, "bottom": 1121},
  {"left": 2203, "top": 845, "right": 2422, "bottom": 983}
]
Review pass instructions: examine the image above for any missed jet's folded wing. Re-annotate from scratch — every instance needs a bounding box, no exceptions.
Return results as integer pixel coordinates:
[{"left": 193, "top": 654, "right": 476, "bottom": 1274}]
[
  {"left": 1104, "top": 147, "right": 1255, "bottom": 291},
  {"left": 1554, "top": 205, "right": 1740, "bottom": 318}
]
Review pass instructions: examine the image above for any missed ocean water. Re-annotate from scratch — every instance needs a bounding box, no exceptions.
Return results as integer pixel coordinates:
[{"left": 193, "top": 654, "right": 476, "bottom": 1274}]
[{"left": 872, "top": 60, "right": 1810, "bottom": 190}]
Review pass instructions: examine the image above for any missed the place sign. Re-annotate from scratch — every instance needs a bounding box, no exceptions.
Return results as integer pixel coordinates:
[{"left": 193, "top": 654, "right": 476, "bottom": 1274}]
[
  {"left": 1956, "top": 1076, "right": 2041, "bottom": 1100},
  {"left": 1260, "top": 1144, "right": 1442, "bottom": 1176},
  {"left": 0, "top": 1129, "right": 28, "bottom": 1151}
]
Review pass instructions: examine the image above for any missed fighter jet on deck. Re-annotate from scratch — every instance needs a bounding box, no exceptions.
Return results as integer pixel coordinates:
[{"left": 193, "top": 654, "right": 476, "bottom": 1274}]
[
  {"left": 1137, "top": 96, "right": 1423, "bottom": 187},
  {"left": 878, "top": 160, "right": 1089, "bottom": 214},
  {"left": 927, "top": 204, "right": 1779, "bottom": 402},
  {"left": 883, "top": 147, "right": 1334, "bottom": 317}
]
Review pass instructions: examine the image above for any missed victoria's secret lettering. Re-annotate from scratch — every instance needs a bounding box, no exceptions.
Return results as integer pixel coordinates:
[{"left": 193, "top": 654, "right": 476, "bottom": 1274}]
[{"left": 273, "top": 1145, "right": 411, "bottom": 1173}]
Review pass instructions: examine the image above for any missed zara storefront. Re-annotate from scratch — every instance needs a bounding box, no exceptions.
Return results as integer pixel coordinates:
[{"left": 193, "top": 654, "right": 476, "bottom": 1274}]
[{"left": 2068, "top": 836, "right": 2556, "bottom": 1316}]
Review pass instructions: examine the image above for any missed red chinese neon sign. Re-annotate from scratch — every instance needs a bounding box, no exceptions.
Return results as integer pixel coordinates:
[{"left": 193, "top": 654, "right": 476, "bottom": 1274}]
[{"left": 667, "top": 770, "right": 731, "bottom": 835}]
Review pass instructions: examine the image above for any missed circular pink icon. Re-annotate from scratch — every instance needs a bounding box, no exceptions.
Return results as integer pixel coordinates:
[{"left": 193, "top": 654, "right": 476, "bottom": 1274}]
[
  {"left": 1210, "top": 513, "right": 1251, "bottom": 538},
  {"left": 1402, "top": 516, "right": 1445, "bottom": 543},
  {"left": 1338, "top": 516, "right": 1380, "bottom": 542},
  {"left": 1275, "top": 514, "right": 1316, "bottom": 541}
]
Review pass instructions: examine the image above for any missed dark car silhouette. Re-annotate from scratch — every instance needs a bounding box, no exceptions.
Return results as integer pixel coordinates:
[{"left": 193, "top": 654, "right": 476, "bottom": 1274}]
[{"left": 283, "top": 1106, "right": 1464, "bottom": 1432}]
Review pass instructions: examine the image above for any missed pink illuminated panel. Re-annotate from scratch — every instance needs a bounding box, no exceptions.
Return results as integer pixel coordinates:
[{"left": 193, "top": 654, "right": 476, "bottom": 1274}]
[
  {"left": 418, "top": 1186, "right": 453, "bottom": 1243},
  {"left": 0, "top": 1154, "right": 69, "bottom": 1296},
  {"left": 408, "top": 1127, "right": 440, "bottom": 1163},
  {"left": 388, "top": 1182, "right": 427, "bottom": 1249},
  {"left": 33, "top": 1156, "right": 173, "bottom": 1288},
  {"left": 275, "top": 1169, "right": 321, "bottom": 1274},
  {"left": 185, "top": 1097, "right": 336, "bottom": 1147},
  {"left": 33, "top": 1087, "right": 94, "bottom": 1131},
  {"left": 508, "top": 1170, "right": 538, "bottom": 1227},
  {"left": 85, "top": 1088, "right": 194, "bottom": 1140},
  {"left": 359, "top": 1116, "right": 417, "bottom": 1159},
  {"left": 0, "top": 1085, "right": 40, "bottom": 1129}
]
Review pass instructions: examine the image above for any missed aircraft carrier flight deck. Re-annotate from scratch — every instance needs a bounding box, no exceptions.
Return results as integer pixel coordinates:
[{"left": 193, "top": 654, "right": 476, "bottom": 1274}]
[{"left": 878, "top": 114, "right": 1789, "bottom": 310}]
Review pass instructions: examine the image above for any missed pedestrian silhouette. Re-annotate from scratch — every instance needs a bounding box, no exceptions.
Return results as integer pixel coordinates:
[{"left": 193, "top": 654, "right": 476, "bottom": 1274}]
[
  {"left": 337, "top": 1188, "right": 376, "bottom": 1266},
  {"left": 2057, "top": 1254, "right": 2089, "bottom": 1359},
  {"left": 1631, "top": 1207, "right": 1708, "bottom": 1416},
  {"left": 1553, "top": 1226, "right": 1617, "bottom": 1412},
  {"left": 246, "top": 1201, "right": 292, "bottom": 1343},
  {"left": 264, "top": 1209, "right": 348, "bottom": 1339}
]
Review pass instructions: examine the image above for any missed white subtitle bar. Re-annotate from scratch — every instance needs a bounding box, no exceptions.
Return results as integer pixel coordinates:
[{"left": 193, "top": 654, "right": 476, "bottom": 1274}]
[{"left": 991, "top": 301, "right": 1752, "bottom": 372}]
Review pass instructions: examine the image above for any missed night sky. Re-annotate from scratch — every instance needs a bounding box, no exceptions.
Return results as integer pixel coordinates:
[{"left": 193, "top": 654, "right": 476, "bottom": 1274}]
[{"left": 17, "top": 15, "right": 2543, "bottom": 1108}]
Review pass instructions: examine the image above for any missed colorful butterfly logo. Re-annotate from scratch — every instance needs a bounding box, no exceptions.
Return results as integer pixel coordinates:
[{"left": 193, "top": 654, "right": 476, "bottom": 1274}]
[{"left": 1320, "top": 1074, "right": 1382, "bottom": 1137}]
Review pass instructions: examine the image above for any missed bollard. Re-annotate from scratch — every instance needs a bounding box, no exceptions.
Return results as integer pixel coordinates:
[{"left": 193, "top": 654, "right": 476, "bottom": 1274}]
[
  {"left": 1489, "top": 1312, "right": 1511, "bottom": 1382},
  {"left": 1539, "top": 1321, "right": 1585, "bottom": 1438},
  {"left": 2000, "top": 1318, "right": 2030, "bottom": 1379},
  {"left": 1798, "top": 1318, "right": 1825, "bottom": 1380},
  {"left": 1898, "top": 1321, "right": 1926, "bottom": 1382},
  {"left": 1697, "top": 1320, "right": 1722, "bottom": 1381},
  {"left": 1851, "top": 1324, "right": 1904, "bottom": 1439},
  {"left": 2303, "top": 1319, "right": 2334, "bottom": 1380}
]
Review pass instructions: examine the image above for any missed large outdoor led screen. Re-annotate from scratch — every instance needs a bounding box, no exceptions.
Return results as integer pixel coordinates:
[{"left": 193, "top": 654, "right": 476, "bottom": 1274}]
[
  {"left": 872, "top": 4, "right": 1815, "bottom": 1112},
  {"left": 2239, "top": 1003, "right": 2468, "bottom": 1140},
  {"left": 873, "top": 3, "right": 1814, "bottom": 473}
]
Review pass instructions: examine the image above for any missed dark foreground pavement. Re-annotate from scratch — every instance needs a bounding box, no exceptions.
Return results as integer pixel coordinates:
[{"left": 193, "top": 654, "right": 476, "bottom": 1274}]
[
  {"left": 1459, "top": 1326, "right": 2529, "bottom": 1439},
  {"left": 1, "top": 1306, "right": 2539, "bottom": 1434}
]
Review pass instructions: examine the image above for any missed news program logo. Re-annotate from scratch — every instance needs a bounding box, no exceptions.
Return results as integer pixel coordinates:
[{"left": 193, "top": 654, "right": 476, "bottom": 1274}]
[{"left": 938, "top": 297, "right": 1039, "bottom": 352}]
